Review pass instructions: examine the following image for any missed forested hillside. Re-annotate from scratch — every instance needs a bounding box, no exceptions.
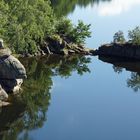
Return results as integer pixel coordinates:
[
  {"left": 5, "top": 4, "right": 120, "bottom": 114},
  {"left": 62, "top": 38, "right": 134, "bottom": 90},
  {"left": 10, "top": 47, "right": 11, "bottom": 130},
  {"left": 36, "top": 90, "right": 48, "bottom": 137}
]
[{"left": 0, "top": 0, "right": 91, "bottom": 55}]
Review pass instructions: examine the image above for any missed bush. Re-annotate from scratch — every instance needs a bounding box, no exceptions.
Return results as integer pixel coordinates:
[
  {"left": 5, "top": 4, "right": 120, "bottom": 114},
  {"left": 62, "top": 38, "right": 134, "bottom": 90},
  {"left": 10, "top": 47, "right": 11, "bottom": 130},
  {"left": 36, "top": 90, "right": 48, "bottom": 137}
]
[
  {"left": 0, "top": 0, "right": 55, "bottom": 54},
  {"left": 113, "top": 31, "right": 125, "bottom": 43},
  {"left": 55, "top": 17, "right": 73, "bottom": 36},
  {"left": 128, "top": 26, "right": 140, "bottom": 45},
  {"left": 55, "top": 18, "right": 91, "bottom": 45},
  {"left": 70, "top": 20, "right": 91, "bottom": 45}
]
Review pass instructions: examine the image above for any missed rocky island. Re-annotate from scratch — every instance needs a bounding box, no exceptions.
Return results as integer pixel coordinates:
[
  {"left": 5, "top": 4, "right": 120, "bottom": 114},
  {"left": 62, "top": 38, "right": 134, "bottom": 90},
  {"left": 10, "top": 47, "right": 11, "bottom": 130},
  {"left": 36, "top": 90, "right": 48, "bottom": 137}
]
[
  {"left": 95, "top": 42, "right": 140, "bottom": 60},
  {"left": 94, "top": 28, "right": 140, "bottom": 60}
]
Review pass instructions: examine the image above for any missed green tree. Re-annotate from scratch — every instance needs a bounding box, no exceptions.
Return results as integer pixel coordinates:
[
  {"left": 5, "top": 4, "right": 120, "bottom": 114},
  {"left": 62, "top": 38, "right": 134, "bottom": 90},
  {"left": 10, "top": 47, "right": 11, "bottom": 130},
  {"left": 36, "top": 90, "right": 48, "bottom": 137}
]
[
  {"left": 113, "top": 30, "right": 125, "bottom": 43},
  {"left": 127, "top": 72, "right": 140, "bottom": 92},
  {"left": 56, "top": 18, "right": 91, "bottom": 45},
  {"left": 128, "top": 26, "right": 140, "bottom": 45},
  {"left": 1, "top": 0, "right": 55, "bottom": 54}
]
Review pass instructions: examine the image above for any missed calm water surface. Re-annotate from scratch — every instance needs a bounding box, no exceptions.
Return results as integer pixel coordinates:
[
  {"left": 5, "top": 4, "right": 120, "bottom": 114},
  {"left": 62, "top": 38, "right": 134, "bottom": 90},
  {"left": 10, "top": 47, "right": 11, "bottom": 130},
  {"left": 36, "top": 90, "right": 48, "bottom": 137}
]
[{"left": 1, "top": 0, "right": 140, "bottom": 140}]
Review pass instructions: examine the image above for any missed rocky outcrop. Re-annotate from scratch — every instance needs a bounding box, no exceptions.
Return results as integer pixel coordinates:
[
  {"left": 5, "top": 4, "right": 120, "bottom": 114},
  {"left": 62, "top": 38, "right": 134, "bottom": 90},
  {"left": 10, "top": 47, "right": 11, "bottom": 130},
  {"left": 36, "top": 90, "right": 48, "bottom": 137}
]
[
  {"left": 40, "top": 36, "right": 94, "bottom": 56},
  {"left": 0, "top": 85, "right": 8, "bottom": 101},
  {"left": 96, "top": 42, "right": 140, "bottom": 60},
  {"left": 0, "top": 40, "right": 26, "bottom": 106}
]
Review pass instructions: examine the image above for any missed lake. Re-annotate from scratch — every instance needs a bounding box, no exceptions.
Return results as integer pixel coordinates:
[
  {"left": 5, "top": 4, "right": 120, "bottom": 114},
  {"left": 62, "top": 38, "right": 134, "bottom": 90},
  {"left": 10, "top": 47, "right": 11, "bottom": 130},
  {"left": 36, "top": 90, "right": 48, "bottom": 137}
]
[{"left": 1, "top": 0, "right": 140, "bottom": 140}]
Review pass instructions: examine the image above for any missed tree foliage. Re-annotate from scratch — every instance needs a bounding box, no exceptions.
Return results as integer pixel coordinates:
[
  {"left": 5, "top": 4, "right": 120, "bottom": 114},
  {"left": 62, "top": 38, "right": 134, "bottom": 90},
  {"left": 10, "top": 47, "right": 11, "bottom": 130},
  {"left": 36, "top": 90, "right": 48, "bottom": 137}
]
[
  {"left": 56, "top": 18, "right": 91, "bottom": 45},
  {"left": 0, "top": 0, "right": 91, "bottom": 54},
  {"left": 128, "top": 26, "right": 140, "bottom": 45},
  {"left": 113, "top": 30, "right": 125, "bottom": 43},
  {"left": 127, "top": 72, "right": 140, "bottom": 92},
  {"left": 113, "top": 26, "right": 140, "bottom": 45},
  {"left": 1, "top": 0, "right": 55, "bottom": 54}
]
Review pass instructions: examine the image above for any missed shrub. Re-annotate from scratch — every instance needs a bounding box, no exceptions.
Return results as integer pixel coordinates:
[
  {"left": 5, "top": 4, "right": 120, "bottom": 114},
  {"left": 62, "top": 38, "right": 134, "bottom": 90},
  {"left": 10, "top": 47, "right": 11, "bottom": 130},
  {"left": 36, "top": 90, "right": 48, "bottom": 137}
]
[
  {"left": 55, "top": 17, "right": 73, "bottom": 37},
  {"left": 113, "top": 30, "right": 125, "bottom": 43},
  {"left": 70, "top": 20, "right": 91, "bottom": 45},
  {"left": 55, "top": 18, "right": 91, "bottom": 45},
  {"left": 128, "top": 26, "right": 140, "bottom": 45}
]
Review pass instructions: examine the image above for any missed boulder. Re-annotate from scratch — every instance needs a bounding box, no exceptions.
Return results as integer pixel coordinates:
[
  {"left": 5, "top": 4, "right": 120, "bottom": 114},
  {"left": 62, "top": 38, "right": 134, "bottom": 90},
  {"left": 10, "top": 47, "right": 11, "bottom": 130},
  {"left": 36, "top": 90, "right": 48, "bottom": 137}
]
[
  {"left": 0, "top": 48, "right": 11, "bottom": 57},
  {"left": 0, "top": 40, "right": 26, "bottom": 107},
  {"left": 0, "top": 39, "right": 4, "bottom": 49},
  {"left": 0, "top": 85, "right": 8, "bottom": 101},
  {"left": 0, "top": 55, "right": 26, "bottom": 79}
]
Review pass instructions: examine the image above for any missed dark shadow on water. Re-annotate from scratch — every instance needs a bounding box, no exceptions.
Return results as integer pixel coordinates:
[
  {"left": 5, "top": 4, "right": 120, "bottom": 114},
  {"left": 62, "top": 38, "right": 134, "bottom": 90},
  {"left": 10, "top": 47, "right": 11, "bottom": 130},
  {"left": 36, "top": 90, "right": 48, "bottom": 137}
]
[
  {"left": 99, "top": 56, "right": 140, "bottom": 92},
  {"left": 0, "top": 55, "right": 91, "bottom": 140}
]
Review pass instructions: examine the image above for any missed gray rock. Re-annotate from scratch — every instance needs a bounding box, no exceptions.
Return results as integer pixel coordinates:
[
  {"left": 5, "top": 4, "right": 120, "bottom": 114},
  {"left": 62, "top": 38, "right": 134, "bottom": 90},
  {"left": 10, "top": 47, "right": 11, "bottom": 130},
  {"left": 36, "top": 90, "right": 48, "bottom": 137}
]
[
  {"left": 0, "top": 48, "right": 11, "bottom": 57},
  {"left": 60, "top": 49, "right": 69, "bottom": 55},
  {"left": 13, "top": 79, "right": 23, "bottom": 93},
  {"left": 0, "top": 85, "right": 8, "bottom": 101},
  {"left": 97, "top": 43, "right": 140, "bottom": 60},
  {"left": 0, "top": 79, "right": 23, "bottom": 93},
  {"left": 68, "top": 50, "right": 75, "bottom": 54},
  {"left": 0, "top": 55, "right": 26, "bottom": 79},
  {"left": 0, "top": 40, "right": 26, "bottom": 96},
  {"left": 0, "top": 39, "right": 4, "bottom": 49}
]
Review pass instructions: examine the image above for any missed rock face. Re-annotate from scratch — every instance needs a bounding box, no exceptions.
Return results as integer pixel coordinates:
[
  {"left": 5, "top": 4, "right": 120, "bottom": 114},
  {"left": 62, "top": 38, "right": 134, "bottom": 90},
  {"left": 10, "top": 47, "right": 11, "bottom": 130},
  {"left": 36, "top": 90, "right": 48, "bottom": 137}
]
[
  {"left": 0, "top": 85, "right": 8, "bottom": 101},
  {"left": 40, "top": 37, "right": 94, "bottom": 56},
  {"left": 0, "top": 40, "right": 26, "bottom": 105},
  {"left": 0, "top": 55, "right": 26, "bottom": 80},
  {"left": 96, "top": 43, "right": 140, "bottom": 60}
]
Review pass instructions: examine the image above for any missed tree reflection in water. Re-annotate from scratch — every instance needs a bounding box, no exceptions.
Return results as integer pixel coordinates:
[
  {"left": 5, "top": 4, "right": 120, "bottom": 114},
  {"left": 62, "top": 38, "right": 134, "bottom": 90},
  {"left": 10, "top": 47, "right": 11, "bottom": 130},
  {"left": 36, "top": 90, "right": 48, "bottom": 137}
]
[
  {"left": 99, "top": 56, "right": 140, "bottom": 92},
  {"left": 50, "top": 0, "right": 111, "bottom": 16},
  {"left": 0, "top": 55, "right": 91, "bottom": 140},
  {"left": 127, "top": 72, "right": 140, "bottom": 92}
]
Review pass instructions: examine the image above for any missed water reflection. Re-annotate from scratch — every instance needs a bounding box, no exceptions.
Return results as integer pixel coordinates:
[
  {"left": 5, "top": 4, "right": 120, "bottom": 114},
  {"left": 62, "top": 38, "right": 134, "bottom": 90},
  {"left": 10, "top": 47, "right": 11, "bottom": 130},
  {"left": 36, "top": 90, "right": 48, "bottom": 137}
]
[
  {"left": 51, "top": 0, "right": 140, "bottom": 18},
  {"left": 127, "top": 72, "right": 140, "bottom": 92},
  {"left": 0, "top": 55, "right": 91, "bottom": 140},
  {"left": 98, "top": 0, "right": 140, "bottom": 16},
  {"left": 99, "top": 56, "right": 140, "bottom": 92},
  {"left": 50, "top": 0, "right": 111, "bottom": 16}
]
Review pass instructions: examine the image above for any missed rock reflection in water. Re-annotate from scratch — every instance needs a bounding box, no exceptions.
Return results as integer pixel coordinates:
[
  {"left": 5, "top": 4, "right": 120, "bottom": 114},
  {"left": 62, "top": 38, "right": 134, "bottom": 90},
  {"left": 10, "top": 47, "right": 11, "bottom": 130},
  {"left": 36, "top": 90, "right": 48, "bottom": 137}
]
[
  {"left": 0, "top": 55, "right": 91, "bottom": 140},
  {"left": 99, "top": 56, "right": 140, "bottom": 92}
]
